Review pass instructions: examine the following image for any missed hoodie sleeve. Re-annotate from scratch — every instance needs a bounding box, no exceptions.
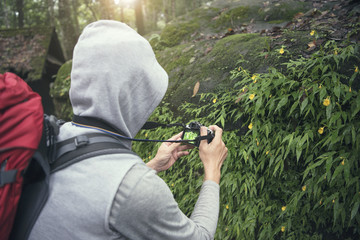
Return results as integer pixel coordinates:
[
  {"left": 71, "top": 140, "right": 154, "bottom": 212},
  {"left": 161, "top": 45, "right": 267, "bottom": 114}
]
[{"left": 108, "top": 163, "right": 220, "bottom": 240}]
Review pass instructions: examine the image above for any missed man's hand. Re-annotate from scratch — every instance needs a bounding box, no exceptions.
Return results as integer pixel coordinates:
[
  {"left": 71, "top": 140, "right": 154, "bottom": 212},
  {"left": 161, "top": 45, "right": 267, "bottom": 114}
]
[
  {"left": 199, "top": 125, "right": 228, "bottom": 184},
  {"left": 146, "top": 132, "right": 193, "bottom": 173}
]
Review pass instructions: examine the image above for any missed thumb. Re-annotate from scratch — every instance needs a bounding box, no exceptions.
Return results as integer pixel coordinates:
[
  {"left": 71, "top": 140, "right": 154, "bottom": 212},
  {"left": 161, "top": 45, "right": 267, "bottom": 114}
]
[{"left": 199, "top": 127, "right": 208, "bottom": 148}]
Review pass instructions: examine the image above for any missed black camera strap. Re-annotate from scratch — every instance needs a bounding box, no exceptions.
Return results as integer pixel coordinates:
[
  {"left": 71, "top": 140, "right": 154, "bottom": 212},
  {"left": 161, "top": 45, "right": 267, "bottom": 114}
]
[{"left": 71, "top": 115, "right": 193, "bottom": 144}]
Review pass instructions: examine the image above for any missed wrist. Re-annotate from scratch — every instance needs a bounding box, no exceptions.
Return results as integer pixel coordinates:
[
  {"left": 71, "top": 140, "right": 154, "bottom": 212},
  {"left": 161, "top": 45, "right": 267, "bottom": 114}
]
[
  {"left": 146, "top": 160, "right": 159, "bottom": 173},
  {"left": 204, "top": 168, "right": 221, "bottom": 184}
]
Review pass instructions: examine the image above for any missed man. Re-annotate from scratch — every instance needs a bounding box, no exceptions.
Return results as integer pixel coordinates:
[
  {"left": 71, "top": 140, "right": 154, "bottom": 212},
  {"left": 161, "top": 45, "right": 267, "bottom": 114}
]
[{"left": 29, "top": 20, "right": 228, "bottom": 240}]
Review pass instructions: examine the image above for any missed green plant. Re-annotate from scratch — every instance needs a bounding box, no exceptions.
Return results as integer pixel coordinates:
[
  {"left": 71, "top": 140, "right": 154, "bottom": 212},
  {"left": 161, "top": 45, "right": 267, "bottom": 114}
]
[{"left": 133, "top": 40, "right": 360, "bottom": 239}]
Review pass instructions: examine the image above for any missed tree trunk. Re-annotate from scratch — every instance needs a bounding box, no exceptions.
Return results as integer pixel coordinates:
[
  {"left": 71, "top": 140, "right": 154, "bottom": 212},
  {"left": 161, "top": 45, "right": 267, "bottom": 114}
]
[
  {"left": 84, "top": 0, "right": 98, "bottom": 21},
  {"left": 16, "top": 0, "right": 24, "bottom": 28},
  {"left": 58, "top": 0, "right": 78, "bottom": 59},
  {"left": 134, "top": 0, "right": 145, "bottom": 35},
  {"left": 72, "top": 0, "right": 80, "bottom": 34},
  {"left": 99, "top": 0, "right": 114, "bottom": 19},
  {"left": 47, "top": 0, "right": 55, "bottom": 27},
  {"left": 120, "top": 0, "right": 124, "bottom": 22},
  {"left": 171, "top": 0, "right": 175, "bottom": 20},
  {"left": 3, "top": 0, "right": 10, "bottom": 28},
  {"left": 162, "top": 0, "right": 169, "bottom": 23}
]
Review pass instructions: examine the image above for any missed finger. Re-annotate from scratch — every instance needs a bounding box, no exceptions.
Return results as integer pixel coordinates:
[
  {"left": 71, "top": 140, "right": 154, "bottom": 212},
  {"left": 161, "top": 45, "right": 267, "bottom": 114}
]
[
  {"left": 177, "top": 151, "right": 190, "bottom": 158},
  {"left": 167, "top": 132, "right": 183, "bottom": 141},
  {"left": 199, "top": 127, "right": 208, "bottom": 148},
  {"left": 208, "top": 125, "right": 223, "bottom": 142},
  {"left": 200, "top": 126, "right": 208, "bottom": 136},
  {"left": 178, "top": 144, "right": 194, "bottom": 151}
]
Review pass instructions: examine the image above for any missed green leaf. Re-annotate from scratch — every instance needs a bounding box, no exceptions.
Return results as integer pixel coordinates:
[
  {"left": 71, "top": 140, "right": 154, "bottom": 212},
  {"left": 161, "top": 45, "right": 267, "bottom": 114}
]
[
  {"left": 300, "top": 98, "right": 308, "bottom": 114},
  {"left": 296, "top": 147, "right": 302, "bottom": 162},
  {"left": 303, "top": 158, "right": 326, "bottom": 181},
  {"left": 276, "top": 96, "right": 288, "bottom": 112},
  {"left": 334, "top": 85, "right": 341, "bottom": 99},
  {"left": 326, "top": 104, "right": 332, "bottom": 120},
  {"left": 320, "top": 87, "right": 327, "bottom": 102},
  {"left": 255, "top": 97, "right": 263, "bottom": 114},
  {"left": 326, "top": 155, "right": 333, "bottom": 181},
  {"left": 331, "top": 165, "right": 343, "bottom": 185},
  {"left": 351, "top": 201, "right": 360, "bottom": 220},
  {"left": 288, "top": 101, "right": 298, "bottom": 116}
]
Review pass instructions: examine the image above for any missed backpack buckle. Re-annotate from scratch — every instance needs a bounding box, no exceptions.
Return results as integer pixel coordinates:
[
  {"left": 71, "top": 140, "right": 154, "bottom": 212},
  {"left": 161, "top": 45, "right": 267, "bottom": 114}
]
[{"left": 74, "top": 135, "right": 89, "bottom": 148}]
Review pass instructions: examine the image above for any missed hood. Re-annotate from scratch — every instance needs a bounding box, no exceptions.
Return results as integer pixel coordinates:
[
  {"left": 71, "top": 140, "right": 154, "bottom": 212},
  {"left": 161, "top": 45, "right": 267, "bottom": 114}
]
[{"left": 69, "top": 20, "right": 168, "bottom": 138}]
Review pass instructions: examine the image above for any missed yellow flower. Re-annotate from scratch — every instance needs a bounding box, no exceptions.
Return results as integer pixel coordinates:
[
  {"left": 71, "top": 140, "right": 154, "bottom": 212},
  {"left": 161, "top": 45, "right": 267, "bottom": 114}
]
[
  {"left": 145, "top": 132, "right": 148, "bottom": 137},
  {"left": 266, "top": 150, "right": 269, "bottom": 155},
  {"left": 323, "top": 97, "right": 330, "bottom": 107},
  {"left": 226, "top": 205, "right": 229, "bottom": 209},
  {"left": 251, "top": 74, "right": 257, "bottom": 80},
  {"left": 334, "top": 50, "right": 338, "bottom": 55},
  {"left": 349, "top": 87, "right": 352, "bottom": 92},
  {"left": 355, "top": 66, "right": 359, "bottom": 73},
  {"left": 256, "top": 139, "right": 259, "bottom": 146},
  {"left": 332, "top": 199, "right": 335, "bottom": 204},
  {"left": 341, "top": 159, "right": 345, "bottom": 165},
  {"left": 171, "top": 183, "right": 174, "bottom": 187},
  {"left": 279, "top": 47, "right": 285, "bottom": 54},
  {"left": 319, "top": 84, "right": 322, "bottom": 89},
  {"left": 248, "top": 122, "right": 253, "bottom": 129},
  {"left": 310, "top": 30, "right": 315, "bottom": 36},
  {"left": 269, "top": 94, "right": 272, "bottom": 98},
  {"left": 318, "top": 127, "right": 324, "bottom": 134},
  {"left": 225, "top": 227, "right": 229, "bottom": 231},
  {"left": 281, "top": 206, "right": 286, "bottom": 211},
  {"left": 249, "top": 94, "right": 255, "bottom": 100},
  {"left": 148, "top": 156, "right": 151, "bottom": 159},
  {"left": 213, "top": 98, "right": 217, "bottom": 103},
  {"left": 302, "top": 185, "right": 306, "bottom": 191},
  {"left": 281, "top": 226, "right": 286, "bottom": 232}
]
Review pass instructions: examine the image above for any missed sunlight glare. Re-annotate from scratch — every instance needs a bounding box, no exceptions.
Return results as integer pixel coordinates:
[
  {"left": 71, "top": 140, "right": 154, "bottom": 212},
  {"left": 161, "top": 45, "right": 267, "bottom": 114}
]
[{"left": 114, "top": 0, "right": 136, "bottom": 4}]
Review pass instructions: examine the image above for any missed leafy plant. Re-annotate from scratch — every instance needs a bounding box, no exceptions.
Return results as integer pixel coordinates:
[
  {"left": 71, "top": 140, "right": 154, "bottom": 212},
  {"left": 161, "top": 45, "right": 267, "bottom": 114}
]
[{"left": 133, "top": 40, "right": 360, "bottom": 239}]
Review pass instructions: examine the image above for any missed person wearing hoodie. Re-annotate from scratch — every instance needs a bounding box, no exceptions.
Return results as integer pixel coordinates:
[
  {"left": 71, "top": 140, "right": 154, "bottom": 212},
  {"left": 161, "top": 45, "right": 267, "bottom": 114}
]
[{"left": 29, "top": 20, "right": 228, "bottom": 240}]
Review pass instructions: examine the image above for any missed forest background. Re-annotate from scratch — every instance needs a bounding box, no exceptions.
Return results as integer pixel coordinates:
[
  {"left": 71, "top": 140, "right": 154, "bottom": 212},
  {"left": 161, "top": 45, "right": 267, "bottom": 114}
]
[{"left": 1, "top": 0, "right": 360, "bottom": 239}]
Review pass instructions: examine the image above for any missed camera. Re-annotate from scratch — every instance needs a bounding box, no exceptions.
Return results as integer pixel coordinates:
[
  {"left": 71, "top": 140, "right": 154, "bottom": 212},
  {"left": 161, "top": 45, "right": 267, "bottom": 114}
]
[{"left": 181, "top": 121, "right": 214, "bottom": 147}]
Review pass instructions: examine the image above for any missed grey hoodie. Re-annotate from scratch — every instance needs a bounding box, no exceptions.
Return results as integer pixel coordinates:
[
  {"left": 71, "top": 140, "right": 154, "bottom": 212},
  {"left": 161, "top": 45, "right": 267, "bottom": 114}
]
[{"left": 29, "top": 20, "right": 219, "bottom": 240}]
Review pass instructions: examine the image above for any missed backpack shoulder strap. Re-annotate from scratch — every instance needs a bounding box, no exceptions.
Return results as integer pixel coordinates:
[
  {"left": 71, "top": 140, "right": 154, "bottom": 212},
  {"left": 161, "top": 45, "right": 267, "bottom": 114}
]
[{"left": 51, "top": 133, "right": 137, "bottom": 173}]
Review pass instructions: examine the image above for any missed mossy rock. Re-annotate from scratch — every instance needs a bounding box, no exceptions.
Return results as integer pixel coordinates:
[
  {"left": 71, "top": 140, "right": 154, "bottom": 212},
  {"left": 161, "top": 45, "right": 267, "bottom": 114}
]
[
  {"left": 51, "top": 60, "right": 72, "bottom": 121},
  {"left": 213, "top": 6, "right": 256, "bottom": 28},
  {"left": 258, "top": 1, "right": 311, "bottom": 22},
  {"left": 160, "top": 22, "right": 200, "bottom": 47},
  {"left": 156, "top": 33, "right": 272, "bottom": 113}
]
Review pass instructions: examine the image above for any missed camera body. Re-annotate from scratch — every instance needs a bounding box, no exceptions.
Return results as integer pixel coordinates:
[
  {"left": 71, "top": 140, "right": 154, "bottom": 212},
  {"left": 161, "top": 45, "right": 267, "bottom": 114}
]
[{"left": 181, "top": 121, "right": 214, "bottom": 147}]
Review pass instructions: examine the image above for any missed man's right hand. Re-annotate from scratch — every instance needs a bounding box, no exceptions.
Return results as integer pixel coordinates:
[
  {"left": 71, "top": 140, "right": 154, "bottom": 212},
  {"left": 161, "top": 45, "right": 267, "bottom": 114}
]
[{"left": 199, "top": 125, "right": 228, "bottom": 184}]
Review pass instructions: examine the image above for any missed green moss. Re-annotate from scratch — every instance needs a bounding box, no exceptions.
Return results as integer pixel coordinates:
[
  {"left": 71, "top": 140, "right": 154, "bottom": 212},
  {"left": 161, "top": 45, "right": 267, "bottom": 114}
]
[
  {"left": 214, "top": 6, "right": 250, "bottom": 27},
  {"left": 258, "top": 1, "right": 310, "bottom": 22},
  {"left": 158, "top": 34, "right": 270, "bottom": 111},
  {"left": 51, "top": 60, "right": 73, "bottom": 120},
  {"left": 160, "top": 21, "right": 200, "bottom": 47}
]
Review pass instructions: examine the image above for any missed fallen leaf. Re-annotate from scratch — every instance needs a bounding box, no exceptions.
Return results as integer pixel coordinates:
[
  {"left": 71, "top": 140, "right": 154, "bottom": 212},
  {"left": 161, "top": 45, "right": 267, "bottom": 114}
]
[
  {"left": 205, "top": 47, "right": 213, "bottom": 55},
  {"left": 307, "top": 40, "right": 316, "bottom": 51},
  {"left": 192, "top": 81, "right": 200, "bottom": 97}
]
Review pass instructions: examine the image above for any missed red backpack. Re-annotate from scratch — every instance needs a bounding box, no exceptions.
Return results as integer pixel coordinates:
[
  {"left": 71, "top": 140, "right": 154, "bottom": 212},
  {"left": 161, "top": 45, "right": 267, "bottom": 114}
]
[
  {"left": 0, "top": 72, "right": 135, "bottom": 240},
  {"left": 0, "top": 72, "right": 44, "bottom": 240}
]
